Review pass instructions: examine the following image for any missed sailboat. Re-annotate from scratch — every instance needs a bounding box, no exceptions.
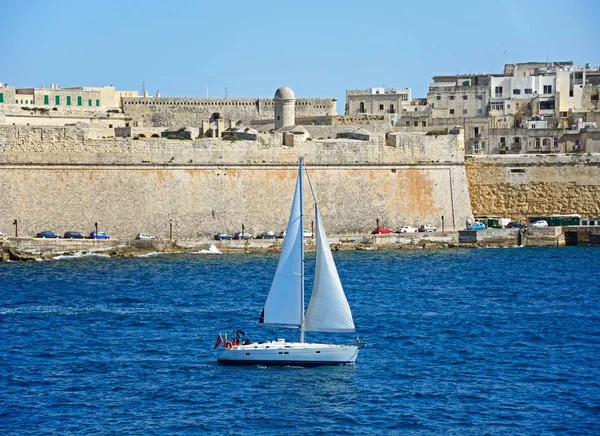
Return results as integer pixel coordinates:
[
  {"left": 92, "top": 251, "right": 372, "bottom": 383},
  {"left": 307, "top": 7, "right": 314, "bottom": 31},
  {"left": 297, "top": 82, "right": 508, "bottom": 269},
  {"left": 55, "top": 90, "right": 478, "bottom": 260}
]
[{"left": 217, "top": 158, "right": 361, "bottom": 366}]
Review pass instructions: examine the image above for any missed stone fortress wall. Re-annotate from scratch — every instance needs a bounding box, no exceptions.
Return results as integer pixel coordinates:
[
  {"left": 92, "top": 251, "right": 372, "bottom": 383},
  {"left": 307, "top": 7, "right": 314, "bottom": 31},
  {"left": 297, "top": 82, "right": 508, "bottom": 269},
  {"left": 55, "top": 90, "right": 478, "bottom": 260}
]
[
  {"left": 122, "top": 96, "right": 337, "bottom": 127},
  {"left": 465, "top": 155, "right": 600, "bottom": 221},
  {"left": 0, "top": 125, "right": 471, "bottom": 239}
]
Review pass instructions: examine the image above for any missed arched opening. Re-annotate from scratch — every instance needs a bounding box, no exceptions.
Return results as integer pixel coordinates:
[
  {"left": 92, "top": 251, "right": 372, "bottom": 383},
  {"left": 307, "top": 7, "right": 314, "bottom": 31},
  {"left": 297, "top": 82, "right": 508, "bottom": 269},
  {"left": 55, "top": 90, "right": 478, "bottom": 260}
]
[
  {"left": 359, "top": 102, "right": 365, "bottom": 113},
  {"left": 139, "top": 134, "right": 146, "bottom": 138},
  {"left": 151, "top": 134, "right": 159, "bottom": 138}
]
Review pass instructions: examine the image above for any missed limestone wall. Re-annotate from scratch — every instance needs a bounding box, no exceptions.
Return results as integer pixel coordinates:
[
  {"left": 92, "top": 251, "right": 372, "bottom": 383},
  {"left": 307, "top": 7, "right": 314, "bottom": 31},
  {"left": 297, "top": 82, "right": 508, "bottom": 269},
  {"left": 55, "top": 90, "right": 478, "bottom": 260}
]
[
  {"left": 0, "top": 126, "right": 471, "bottom": 239},
  {"left": 466, "top": 155, "right": 600, "bottom": 221}
]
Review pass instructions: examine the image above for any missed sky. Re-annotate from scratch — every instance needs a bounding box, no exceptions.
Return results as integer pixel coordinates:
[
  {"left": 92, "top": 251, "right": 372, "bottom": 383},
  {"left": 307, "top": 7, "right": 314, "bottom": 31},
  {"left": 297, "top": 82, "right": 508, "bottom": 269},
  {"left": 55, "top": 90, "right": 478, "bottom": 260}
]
[{"left": 2, "top": 0, "right": 599, "bottom": 111}]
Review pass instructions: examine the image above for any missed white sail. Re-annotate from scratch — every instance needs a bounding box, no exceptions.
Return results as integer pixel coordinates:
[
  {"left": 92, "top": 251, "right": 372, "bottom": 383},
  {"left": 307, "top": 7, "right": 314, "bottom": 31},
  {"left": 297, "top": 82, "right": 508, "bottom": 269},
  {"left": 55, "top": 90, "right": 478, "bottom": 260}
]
[
  {"left": 260, "top": 164, "right": 304, "bottom": 327},
  {"left": 305, "top": 204, "right": 355, "bottom": 333}
]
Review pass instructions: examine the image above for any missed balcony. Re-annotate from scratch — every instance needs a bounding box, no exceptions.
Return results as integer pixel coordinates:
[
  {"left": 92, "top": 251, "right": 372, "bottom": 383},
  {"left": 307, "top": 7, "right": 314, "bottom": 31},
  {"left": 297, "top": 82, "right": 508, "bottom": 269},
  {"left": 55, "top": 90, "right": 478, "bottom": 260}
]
[{"left": 510, "top": 143, "right": 522, "bottom": 151}]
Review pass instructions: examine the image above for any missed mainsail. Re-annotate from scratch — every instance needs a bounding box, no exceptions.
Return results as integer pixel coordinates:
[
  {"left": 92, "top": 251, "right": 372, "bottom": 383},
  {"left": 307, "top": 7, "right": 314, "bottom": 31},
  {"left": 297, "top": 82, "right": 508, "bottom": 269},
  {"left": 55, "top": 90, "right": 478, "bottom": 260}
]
[
  {"left": 259, "top": 163, "right": 304, "bottom": 328},
  {"left": 304, "top": 204, "right": 355, "bottom": 333}
]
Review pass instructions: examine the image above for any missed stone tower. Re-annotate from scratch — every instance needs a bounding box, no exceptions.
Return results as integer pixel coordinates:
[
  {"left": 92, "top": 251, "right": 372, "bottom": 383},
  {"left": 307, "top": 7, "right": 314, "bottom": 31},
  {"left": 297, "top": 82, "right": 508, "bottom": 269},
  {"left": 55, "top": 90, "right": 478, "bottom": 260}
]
[{"left": 274, "top": 86, "right": 295, "bottom": 130}]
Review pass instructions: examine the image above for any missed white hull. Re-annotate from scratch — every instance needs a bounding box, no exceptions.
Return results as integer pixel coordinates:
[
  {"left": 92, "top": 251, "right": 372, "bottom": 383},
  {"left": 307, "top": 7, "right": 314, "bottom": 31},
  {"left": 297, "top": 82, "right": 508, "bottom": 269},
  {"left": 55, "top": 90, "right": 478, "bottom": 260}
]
[{"left": 218, "top": 340, "right": 359, "bottom": 366}]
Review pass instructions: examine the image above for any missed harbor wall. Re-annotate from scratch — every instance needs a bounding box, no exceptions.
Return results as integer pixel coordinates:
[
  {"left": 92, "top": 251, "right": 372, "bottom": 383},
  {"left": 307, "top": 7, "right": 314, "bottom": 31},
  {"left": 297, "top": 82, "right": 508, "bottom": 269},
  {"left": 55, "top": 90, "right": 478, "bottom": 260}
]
[
  {"left": 465, "top": 155, "right": 600, "bottom": 221},
  {"left": 0, "top": 126, "right": 471, "bottom": 239}
]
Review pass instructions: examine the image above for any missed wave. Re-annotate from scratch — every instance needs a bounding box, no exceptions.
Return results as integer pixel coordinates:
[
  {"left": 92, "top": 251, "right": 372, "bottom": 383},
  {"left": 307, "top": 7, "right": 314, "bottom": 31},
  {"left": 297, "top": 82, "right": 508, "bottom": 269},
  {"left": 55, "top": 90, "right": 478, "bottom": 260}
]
[
  {"left": 51, "top": 251, "right": 111, "bottom": 260},
  {"left": 135, "top": 251, "right": 166, "bottom": 258},
  {"left": 190, "top": 244, "right": 222, "bottom": 255}
]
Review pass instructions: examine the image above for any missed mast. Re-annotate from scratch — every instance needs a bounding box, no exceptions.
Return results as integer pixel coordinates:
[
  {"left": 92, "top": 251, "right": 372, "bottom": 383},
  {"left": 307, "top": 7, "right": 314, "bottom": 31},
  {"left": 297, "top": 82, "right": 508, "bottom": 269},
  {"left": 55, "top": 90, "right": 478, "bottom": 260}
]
[{"left": 299, "top": 157, "right": 305, "bottom": 343}]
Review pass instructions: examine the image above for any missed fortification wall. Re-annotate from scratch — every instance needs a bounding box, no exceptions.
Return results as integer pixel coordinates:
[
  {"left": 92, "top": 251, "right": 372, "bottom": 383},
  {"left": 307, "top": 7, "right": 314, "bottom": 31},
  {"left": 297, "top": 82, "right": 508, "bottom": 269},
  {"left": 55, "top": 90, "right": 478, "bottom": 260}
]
[
  {"left": 0, "top": 126, "right": 471, "bottom": 239},
  {"left": 466, "top": 155, "right": 600, "bottom": 221},
  {"left": 122, "top": 97, "right": 336, "bottom": 127}
]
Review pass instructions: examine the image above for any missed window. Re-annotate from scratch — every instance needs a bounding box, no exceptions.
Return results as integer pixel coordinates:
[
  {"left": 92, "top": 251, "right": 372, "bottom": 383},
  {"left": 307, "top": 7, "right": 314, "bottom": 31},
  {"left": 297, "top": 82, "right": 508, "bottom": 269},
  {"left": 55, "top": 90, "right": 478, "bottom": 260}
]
[
  {"left": 379, "top": 104, "right": 384, "bottom": 110},
  {"left": 44, "top": 95, "right": 49, "bottom": 105},
  {"left": 406, "top": 121, "right": 410, "bottom": 126},
  {"left": 95, "top": 99, "right": 100, "bottom": 106},
  {"left": 66, "top": 96, "right": 71, "bottom": 106},
  {"left": 413, "top": 121, "right": 418, "bottom": 127},
  {"left": 574, "top": 139, "right": 580, "bottom": 149},
  {"left": 491, "top": 102, "right": 504, "bottom": 111},
  {"left": 422, "top": 121, "right": 427, "bottom": 127},
  {"left": 463, "top": 95, "right": 468, "bottom": 100},
  {"left": 463, "top": 109, "right": 467, "bottom": 114},
  {"left": 77, "top": 96, "right": 82, "bottom": 106},
  {"left": 477, "top": 109, "right": 483, "bottom": 115},
  {"left": 535, "top": 138, "right": 540, "bottom": 148},
  {"left": 495, "top": 86, "right": 503, "bottom": 97},
  {"left": 542, "top": 138, "right": 549, "bottom": 146},
  {"left": 0, "top": 93, "right": 3, "bottom": 103},
  {"left": 569, "top": 90, "right": 574, "bottom": 97},
  {"left": 55, "top": 95, "right": 60, "bottom": 105},
  {"left": 514, "top": 137, "right": 521, "bottom": 144},
  {"left": 554, "top": 137, "right": 558, "bottom": 148},
  {"left": 359, "top": 102, "right": 365, "bottom": 113},
  {"left": 539, "top": 100, "right": 555, "bottom": 110},
  {"left": 436, "top": 95, "right": 441, "bottom": 101},
  {"left": 88, "top": 99, "right": 92, "bottom": 106},
  {"left": 500, "top": 137, "right": 506, "bottom": 144},
  {"left": 449, "top": 95, "right": 455, "bottom": 100},
  {"left": 507, "top": 104, "right": 511, "bottom": 109},
  {"left": 513, "top": 89, "right": 521, "bottom": 95},
  {"left": 462, "top": 80, "right": 470, "bottom": 86},
  {"left": 476, "top": 94, "right": 483, "bottom": 100},
  {"left": 390, "top": 104, "right": 395, "bottom": 112},
  {"left": 543, "top": 85, "right": 552, "bottom": 94},
  {"left": 525, "top": 88, "right": 533, "bottom": 94},
  {"left": 450, "top": 109, "right": 455, "bottom": 115},
  {"left": 401, "top": 94, "right": 408, "bottom": 101}
]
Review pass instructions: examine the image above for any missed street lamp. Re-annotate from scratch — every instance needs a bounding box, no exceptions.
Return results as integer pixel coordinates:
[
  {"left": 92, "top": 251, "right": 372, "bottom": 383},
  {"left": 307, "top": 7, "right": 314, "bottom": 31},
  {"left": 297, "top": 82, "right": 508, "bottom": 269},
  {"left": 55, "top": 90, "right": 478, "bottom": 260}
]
[
  {"left": 94, "top": 222, "right": 98, "bottom": 239},
  {"left": 169, "top": 219, "right": 173, "bottom": 242},
  {"left": 441, "top": 215, "right": 445, "bottom": 232},
  {"left": 13, "top": 219, "right": 18, "bottom": 237}
]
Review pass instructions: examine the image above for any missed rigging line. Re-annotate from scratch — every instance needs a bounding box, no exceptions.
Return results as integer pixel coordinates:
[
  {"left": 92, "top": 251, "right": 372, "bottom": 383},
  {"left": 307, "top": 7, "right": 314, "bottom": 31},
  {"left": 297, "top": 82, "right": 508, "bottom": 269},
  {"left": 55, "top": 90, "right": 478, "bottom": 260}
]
[{"left": 303, "top": 159, "right": 318, "bottom": 204}]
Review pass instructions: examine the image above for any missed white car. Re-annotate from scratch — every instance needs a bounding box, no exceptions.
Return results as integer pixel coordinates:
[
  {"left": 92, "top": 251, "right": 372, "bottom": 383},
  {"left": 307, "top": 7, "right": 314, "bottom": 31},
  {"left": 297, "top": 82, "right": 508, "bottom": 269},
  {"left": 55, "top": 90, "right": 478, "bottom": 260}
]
[
  {"left": 303, "top": 229, "right": 314, "bottom": 238},
  {"left": 531, "top": 220, "right": 549, "bottom": 228},
  {"left": 136, "top": 233, "right": 155, "bottom": 240},
  {"left": 397, "top": 226, "right": 418, "bottom": 233},
  {"left": 419, "top": 224, "right": 437, "bottom": 232}
]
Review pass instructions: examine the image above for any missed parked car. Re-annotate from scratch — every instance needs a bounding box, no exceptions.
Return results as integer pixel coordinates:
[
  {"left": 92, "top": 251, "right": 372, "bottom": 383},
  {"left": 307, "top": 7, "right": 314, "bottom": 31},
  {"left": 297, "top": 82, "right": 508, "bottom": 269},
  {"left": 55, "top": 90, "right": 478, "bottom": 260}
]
[
  {"left": 36, "top": 231, "right": 60, "bottom": 239},
  {"left": 468, "top": 222, "right": 486, "bottom": 231},
  {"left": 277, "top": 231, "right": 287, "bottom": 239},
  {"left": 214, "top": 233, "right": 232, "bottom": 241},
  {"left": 397, "top": 226, "right": 418, "bottom": 233},
  {"left": 532, "top": 220, "right": 549, "bottom": 228},
  {"left": 419, "top": 224, "right": 437, "bottom": 232},
  {"left": 303, "top": 229, "right": 314, "bottom": 238},
  {"left": 506, "top": 221, "right": 526, "bottom": 229},
  {"left": 63, "top": 231, "right": 86, "bottom": 239},
  {"left": 88, "top": 231, "right": 110, "bottom": 240},
  {"left": 136, "top": 233, "right": 155, "bottom": 240},
  {"left": 372, "top": 226, "right": 394, "bottom": 235},
  {"left": 257, "top": 231, "right": 276, "bottom": 239},
  {"left": 233, "top": 232, "right": 253, "bottom": 240}
]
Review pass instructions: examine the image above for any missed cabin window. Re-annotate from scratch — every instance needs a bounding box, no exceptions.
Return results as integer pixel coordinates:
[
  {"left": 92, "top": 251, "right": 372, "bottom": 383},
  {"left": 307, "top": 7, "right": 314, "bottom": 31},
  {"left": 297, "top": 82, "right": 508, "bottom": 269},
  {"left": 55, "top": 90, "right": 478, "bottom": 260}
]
[{"left": 316, "top": 351, "right": 321, "bottom": 353}]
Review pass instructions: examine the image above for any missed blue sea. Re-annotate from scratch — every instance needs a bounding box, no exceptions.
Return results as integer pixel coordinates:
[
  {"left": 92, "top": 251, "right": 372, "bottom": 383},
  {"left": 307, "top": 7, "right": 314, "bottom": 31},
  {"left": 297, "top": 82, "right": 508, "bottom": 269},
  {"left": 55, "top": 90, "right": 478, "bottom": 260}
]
[{"left": 1, "top": 247, "right": 599, "bottom": 435}]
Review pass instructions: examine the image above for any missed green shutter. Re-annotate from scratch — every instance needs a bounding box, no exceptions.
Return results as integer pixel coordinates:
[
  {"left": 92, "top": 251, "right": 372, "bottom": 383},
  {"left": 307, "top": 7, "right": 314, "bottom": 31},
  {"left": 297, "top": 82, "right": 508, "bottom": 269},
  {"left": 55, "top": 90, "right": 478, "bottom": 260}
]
[
  {"left": 66, "top": 96, "right": 71, "bottom": 106},
  {"left": 44, "top": 95, "right": 49, "bottom": 105},
  {"left": 0, "top": 93, "right": 4, "bottom": 103},
  {"left": 88, "top": 99, "right": 92, "bottom": 106},
  {"left": 77, "top": 96, "right": 82, "bottom": 106},
  {"left": 95, "top": 99, "right": 100, "bottom": 107},
  {"left": 55, "top": 95, "right": 60, "bottom": 105}
]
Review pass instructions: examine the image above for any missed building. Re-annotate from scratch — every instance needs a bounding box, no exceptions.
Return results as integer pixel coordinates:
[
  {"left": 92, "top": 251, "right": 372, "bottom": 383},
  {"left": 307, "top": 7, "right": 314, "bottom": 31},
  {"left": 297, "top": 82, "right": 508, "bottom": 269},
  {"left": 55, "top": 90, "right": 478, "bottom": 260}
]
[{"left": 345, "top": 87, "right": 412, "bottom": 116}]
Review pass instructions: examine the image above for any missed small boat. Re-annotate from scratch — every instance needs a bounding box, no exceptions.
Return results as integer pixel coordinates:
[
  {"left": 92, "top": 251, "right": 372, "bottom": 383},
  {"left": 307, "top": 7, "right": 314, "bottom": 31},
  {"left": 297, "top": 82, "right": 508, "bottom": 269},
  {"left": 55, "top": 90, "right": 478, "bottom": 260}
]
[{"left": 217, "top": 158, "right": 361, "bottom": 366}]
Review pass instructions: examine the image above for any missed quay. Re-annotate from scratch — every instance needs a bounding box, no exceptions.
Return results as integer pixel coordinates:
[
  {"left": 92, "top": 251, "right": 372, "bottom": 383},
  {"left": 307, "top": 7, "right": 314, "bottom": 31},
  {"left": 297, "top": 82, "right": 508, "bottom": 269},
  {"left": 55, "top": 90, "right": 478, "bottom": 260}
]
[{"left": 1, "top": 226, "right": 598, "bottom": 261}]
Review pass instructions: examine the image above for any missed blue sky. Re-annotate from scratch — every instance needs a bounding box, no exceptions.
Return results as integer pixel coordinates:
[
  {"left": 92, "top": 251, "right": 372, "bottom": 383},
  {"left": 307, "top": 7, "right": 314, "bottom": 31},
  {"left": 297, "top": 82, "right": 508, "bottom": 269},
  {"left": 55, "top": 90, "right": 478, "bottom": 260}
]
[{"left": 2, "top": 0, "right": 599, "bottom": 111}]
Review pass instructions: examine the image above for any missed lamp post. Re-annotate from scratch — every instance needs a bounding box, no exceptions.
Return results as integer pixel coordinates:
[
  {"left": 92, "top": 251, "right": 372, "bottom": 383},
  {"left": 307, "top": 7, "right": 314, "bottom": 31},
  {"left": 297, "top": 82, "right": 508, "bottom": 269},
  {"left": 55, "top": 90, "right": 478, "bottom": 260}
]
[
  {"left": 242, "top": 223, "right": 245, "bottom": 239},
  {"left": 13, "top": 219, "right": 18, "bottom": 237},
  {"left": 311, "top": 220, "right": 314, "bottom": 240},
  {"left": 441, "top": 215, "right": 445, "bottom": 232},
  {"left": 94, "top": 222, "right": 98, "bottom": 239},
  {"left": 169, "top": 219, "right": 173, "bottom": 242}
]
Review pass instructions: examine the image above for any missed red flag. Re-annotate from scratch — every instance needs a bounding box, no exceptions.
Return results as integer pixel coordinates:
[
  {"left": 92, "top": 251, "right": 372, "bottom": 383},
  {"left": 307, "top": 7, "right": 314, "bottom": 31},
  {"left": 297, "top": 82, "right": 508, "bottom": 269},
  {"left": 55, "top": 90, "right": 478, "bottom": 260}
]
[{"left": 213, "top": 333, "right": 223, "bottom": 349}]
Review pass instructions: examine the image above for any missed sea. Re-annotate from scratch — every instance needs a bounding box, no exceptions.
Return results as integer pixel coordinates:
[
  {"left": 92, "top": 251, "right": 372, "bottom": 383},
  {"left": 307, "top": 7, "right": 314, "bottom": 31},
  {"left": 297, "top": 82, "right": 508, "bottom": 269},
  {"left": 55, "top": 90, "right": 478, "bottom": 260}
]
[{"left": 1, "top": 246, "right": 599, "bottom": 435}]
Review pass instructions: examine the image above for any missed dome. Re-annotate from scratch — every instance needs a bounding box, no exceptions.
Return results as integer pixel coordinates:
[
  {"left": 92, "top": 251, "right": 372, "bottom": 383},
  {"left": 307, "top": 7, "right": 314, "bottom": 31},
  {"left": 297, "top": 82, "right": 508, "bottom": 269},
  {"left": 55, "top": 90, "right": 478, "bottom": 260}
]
[{"left": 274, "top": 86, "right": 295, "bottom": 100}]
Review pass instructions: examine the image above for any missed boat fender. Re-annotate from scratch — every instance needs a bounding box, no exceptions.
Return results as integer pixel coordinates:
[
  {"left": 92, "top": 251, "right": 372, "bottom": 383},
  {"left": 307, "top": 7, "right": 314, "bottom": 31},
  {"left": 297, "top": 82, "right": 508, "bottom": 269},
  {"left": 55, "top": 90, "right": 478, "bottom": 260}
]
[{"left": 225, "top": 341, "right": 233, "bottom": 349}]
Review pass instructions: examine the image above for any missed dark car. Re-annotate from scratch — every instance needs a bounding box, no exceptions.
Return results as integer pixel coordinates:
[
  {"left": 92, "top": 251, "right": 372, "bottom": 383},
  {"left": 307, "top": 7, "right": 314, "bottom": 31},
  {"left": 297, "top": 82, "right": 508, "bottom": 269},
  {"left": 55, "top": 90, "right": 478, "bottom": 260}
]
[
  {"left": 507, "top": 221, "right": 526, "bottom": 229},
  {"left": 257, "top": 231, "right": 276, "bottom": 239},
  {"left": 233, "top": 232, "right": 253, "bottom": 240},
  {"left": 63, "top": 231, "right": 86, "bottom": 239},
  {"left": 214, "top": 233, "right": 232, "bottom": 241},
  {"left": 88, "top": 231, "right": 110, "bottom": 240},
  {"left": 36, "top": 231, "right": 60, "bottom": 239}
]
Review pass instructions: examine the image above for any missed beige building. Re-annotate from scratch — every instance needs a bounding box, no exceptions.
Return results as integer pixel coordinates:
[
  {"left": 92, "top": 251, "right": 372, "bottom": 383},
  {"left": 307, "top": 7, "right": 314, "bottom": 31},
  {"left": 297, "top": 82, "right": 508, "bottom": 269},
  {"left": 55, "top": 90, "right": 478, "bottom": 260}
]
[{"left": 345, "top": 87, "right": 412, "bottom": 116}]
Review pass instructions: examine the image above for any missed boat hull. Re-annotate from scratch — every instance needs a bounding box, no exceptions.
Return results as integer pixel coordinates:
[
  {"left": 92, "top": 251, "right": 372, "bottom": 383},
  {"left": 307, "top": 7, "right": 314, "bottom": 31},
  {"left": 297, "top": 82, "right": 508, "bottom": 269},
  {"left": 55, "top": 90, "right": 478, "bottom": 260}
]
[{"left": 217, "top": 341, "right": 359, "bottom": 367}]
